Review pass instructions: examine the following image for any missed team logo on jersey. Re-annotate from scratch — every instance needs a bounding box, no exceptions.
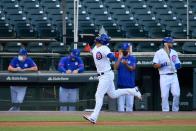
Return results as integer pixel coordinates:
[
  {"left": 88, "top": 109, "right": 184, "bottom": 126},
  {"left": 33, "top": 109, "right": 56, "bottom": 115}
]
[
  {"left": 172, "top": 55, "right": 177, "bottom": 62},
  {"left": 24, "top": 64, "right": 28, "bottom": 67},
  {"left": 96, "top": 52, "right": 102, "bottom": 60}
]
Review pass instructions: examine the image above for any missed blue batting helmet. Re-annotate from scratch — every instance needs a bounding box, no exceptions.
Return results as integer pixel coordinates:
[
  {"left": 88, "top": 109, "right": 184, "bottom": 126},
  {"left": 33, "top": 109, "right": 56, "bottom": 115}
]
[
  {"left": 121, "top": 42, "right": 131, "bottom": 50},
  {"left": 71, "top": 49, "right": 80, "bottom": 57},
  {"left": 162, "top": 37, "right": 174, "bottom": 43},
  {"left": 19, "top": 48, "right": 28, "bottom": 56},
  {"left": 95, "top": 34, "right": 111, "bottom": 45}
]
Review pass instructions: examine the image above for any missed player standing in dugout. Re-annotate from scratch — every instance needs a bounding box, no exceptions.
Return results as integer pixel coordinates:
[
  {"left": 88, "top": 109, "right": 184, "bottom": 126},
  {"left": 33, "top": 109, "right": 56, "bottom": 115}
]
[
  {"left": 153, "top": 37, "right": 181, "bottom": 112},
  {"left": 114, "top": 42, "right": 137, "bottom": 112}
]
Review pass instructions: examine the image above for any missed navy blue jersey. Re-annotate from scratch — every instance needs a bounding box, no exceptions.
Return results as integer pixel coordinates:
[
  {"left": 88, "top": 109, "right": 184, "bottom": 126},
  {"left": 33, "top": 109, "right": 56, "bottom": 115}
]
[
  {"left": 9, "top": 57, "right": 37, "bottom": 69},
  {"left": 117, "top": 55, "right": 136, "bottom": 88},
  {"left": 58, "top": 56, "right": 84, "bottom": 73}
]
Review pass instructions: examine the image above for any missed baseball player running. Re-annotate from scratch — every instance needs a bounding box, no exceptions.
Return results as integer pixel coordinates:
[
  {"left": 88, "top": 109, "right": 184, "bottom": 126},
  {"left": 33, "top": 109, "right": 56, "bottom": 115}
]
[
  {"left": 153, "top": 37, "right": 181, "bottom": 112},
  {"left": 83, "top": 34, "right": 142, "bottom": 124},
  {"left": 8, "top": 48, "right": 38, "bottom": 111},
  {"left": 114, "top": 43, "right": 137, "bottom": 112}
]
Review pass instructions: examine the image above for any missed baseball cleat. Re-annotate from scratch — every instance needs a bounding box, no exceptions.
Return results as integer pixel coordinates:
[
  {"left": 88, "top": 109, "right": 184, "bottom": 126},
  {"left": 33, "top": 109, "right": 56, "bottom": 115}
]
[{"left": 83, "top": 115, "right": 96, "bottom": 124}]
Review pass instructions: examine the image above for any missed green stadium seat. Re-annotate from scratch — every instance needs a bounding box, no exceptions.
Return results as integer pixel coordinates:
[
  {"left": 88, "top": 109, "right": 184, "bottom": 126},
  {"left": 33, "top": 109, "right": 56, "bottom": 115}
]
[
  {"left": 4, "top": 42, "right": 24, "bottom": 52},
  {"left": 26, "top": 42, "right": 47, "bottom": 53},
  {"left": 136, "top": 42, "right": 159, "bottom": 52},
  {"left": 48, "top": 42, "right": 69, "bottom": 54},
  {"left": 38, "top": 29, "right": 58, "bottom": 38},
  {"left": 192, "top": 29, "right": 196, "bottom": 38},
  {"left": 0, "top": 0, "right": 194, "bottom": 40},
  {"left": 182, "top": 42, "right": 196, "bottom": 53},
  {"left": 172, "top": 42, "right": 183, "bottom": 53},
  {"left": 0, "top": 29, "right": 16, "bottom": 38},
  {"left": 148, "top": 29, "right": 168, "bottom": 38},
  {"left": 17, "top": 29, "right": 37, "bottom": 38},
  {"left": 171, "top": 31, "right": 187, "bottom": 38},
  {"left": 0, "top": 43, "right": 3, "bottom": 52}
]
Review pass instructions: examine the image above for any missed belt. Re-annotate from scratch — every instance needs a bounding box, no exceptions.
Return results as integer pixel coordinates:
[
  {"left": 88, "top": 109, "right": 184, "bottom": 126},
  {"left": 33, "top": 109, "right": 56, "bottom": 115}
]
[
  {"left": 165, "top": 73, "right": 175, "bottom": 75},
  {"left": 97, "top": 69, "right": 112, "bottom": 76}
]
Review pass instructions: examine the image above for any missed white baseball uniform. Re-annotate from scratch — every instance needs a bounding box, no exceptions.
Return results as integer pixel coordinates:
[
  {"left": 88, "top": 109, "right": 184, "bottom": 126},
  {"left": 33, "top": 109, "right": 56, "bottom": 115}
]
[
  {"left": 88, "top": 45, "right": 141, "bottom": 122},
  {"left": 153, "top": 48, "right": 181, "bottom": 112}
]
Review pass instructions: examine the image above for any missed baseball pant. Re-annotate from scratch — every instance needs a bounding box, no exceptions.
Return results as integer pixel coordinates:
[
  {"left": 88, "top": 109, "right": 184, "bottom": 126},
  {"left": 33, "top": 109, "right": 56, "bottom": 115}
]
[
  {"left": 59, "top": 87, "right": 79, "bottom": 111},
  {"left": 160, "top": 74, "right": 180, "bottom": 112},
  {"left": 9, "top": 86, "right": 27, "bottom": 111},
  {"left": 89, "top": 70, "right": 139, "bottom": 122},
  {"left": 118, "top": 94, "right": 134, "bottom": 112}
]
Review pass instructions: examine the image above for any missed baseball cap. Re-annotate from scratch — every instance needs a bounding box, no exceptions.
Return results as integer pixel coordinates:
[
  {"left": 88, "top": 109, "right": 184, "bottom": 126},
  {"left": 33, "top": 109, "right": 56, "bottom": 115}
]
[
  {"left": 19, "top": 48, "right": 28, "bottom": 56},
  {"left": 121, "top": 42, "right": 131, "bottom": 50},
  {"left": 162, "top": 37, "right": 174, "bottom": 43},
  {"left": 71, "top": 49, "right": 80, "bottom": 57},
  {"left": 95, "top": 34, "right": 111, "bottom": 45}
]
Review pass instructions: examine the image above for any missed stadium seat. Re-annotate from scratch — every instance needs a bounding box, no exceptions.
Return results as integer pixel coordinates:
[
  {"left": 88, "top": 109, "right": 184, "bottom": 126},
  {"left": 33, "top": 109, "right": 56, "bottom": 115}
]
[
  {"left": 26, "top": 42, "right": 47, "bottom": 53},
  {"left": 171, "top": 42, "right": 183, "bottom": 53},
  {"left": 17, "top": 29, "right": 37, "bottom": 38},
  {"left": 136, "top": 42, "right": 159, "bottom": 52},
  {"left": 0, "top": 43, "right": 3, "bottom": 52},
  {"left": 182, "top": 42, "right": 196, "bottom": 53},
  {"left": 128, "top": 29, "right": 148, "bottom": 38},
  {"left": 0, "top": 29, "right": 16, "bottom": 38},
  {"left": 4, "top": 42, "right": 24, "bottom": 52},
  {"left": 0, "top": 0, "right": 194, "bottom": 40},
  {"left": 48, "top": 42, "right": 69, "bottom": 54},
  {"left": 171, "top": 31, "right": 187, "bottom": 38},
  {"left": 148, "top": 30, "right": 168, "bottom": 38},
  {"left": 38, "top": 29, "right": 58, "bottom": 38},
  {"left": 192, "top": 29, "right": 196, "bottom": 38}
]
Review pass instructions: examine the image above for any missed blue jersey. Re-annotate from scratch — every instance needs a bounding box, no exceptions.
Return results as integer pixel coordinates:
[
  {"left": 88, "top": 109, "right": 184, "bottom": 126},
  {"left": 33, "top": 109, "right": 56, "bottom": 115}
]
[
  {"left": 58, "top": 56, "right": 84, "bottom": 73},
  {"left": 9, "top": 57, "right": 37, "bottom": 69},
  {"left": 117, "top": 55, "right": 137, "bottom": 88}
]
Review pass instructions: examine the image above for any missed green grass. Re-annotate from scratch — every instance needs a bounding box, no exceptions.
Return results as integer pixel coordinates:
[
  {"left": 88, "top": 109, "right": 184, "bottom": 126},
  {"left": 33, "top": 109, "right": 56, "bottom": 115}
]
[
  {"left": 0, "top": 112, "right": 196, "bottom": 131},
  {"left": 0, "top": 126, "right": 196, "bottom": 131},
  {"left": 0, "top": 114, "right": 195, "bottom": 122}
]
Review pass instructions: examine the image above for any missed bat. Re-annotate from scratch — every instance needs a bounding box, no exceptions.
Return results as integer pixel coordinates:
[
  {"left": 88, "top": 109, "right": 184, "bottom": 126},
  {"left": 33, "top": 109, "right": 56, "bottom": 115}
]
[{"left": 164, "top": 43, "right": 175, "bottom": 73}]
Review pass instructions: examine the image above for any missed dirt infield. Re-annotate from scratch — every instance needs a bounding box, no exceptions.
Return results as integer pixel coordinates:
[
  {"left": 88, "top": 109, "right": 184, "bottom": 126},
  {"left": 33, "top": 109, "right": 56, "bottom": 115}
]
[{"left": 0, "top": 111, "right": 196, "bottom": 127}]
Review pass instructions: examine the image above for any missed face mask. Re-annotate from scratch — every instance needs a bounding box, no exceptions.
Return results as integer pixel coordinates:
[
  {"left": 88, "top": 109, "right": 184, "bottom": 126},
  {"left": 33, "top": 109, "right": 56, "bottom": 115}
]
[
  {"left": 70, "top": 56, "right": 76, "bottom": 61},
  {"left": 122, "top": 51, "right": 128, "bottom": 56},
  {"left": 18, "top": 55, "right": 24, "bottom": 61}
]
